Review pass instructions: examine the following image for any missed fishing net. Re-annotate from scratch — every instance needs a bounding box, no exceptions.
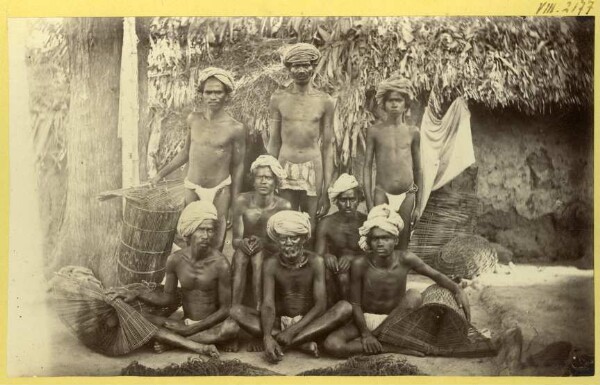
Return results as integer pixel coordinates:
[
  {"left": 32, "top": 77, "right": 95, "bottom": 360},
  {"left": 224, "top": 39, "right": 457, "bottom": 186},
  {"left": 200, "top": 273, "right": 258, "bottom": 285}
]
[
  {"left": 299, "top": 355, "right": 422, "bottom": 376},
  {"left": 121, "top": 357, "right": 280, "bottom": 376},
  {"left": 377, "top": 284, "right": 497, "bottom": 358},
  {"left": 51, "top": 266, "right": 159, "bottom": 356}
]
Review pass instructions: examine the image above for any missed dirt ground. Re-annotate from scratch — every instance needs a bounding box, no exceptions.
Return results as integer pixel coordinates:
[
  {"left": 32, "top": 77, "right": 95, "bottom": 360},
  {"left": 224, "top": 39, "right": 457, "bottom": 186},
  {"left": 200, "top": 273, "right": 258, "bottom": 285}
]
[{"left": 7, "top": 260, "right": 594, "bottom": 377}]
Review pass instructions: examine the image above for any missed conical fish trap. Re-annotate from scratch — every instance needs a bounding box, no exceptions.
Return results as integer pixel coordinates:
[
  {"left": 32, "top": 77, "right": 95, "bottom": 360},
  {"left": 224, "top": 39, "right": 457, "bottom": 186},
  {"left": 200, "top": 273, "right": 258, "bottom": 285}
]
[
  {"left": 432, "top": 234, "right": 497, "bottom": 280},
  {"left": 51, "top": 266, "right": 158, "bottom": 356},
  {"left": 378, "top": 284, "right": 497, "bottom": 357}
]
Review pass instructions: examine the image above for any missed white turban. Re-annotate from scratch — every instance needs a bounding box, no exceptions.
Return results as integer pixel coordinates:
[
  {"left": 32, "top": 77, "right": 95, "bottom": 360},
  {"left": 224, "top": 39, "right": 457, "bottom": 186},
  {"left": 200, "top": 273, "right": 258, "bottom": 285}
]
[
  {"left": 177, "top": 201, "right": 219, "bottom": 238},
  {"left": 283, "top": 43, "right": 321, "bottom": 65},
  {"left": 358, "top": 204, "right": 404, "bottom": 251},
  {"left": 198, "top": 67, "right": 236, "bottom": 93},
  {"left": 250, "top": 155, "right": 287, "bottom": 181},
  {"left": 375, "top": 75, "right": 415, "bottom": 106},
  {"left": 266, "top": 210, "right": 312, "bottom": 241},
  {"left": 328, "top": 173, "right": 359, "bottom": 203}
]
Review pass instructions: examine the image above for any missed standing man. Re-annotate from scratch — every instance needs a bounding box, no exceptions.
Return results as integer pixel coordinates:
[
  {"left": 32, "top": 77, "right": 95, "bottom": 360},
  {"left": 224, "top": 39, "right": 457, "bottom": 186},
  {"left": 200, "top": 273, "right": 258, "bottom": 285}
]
[
  {"left": 323, "top": 204, "right": 470, "bottom": 358},
  {"left": 112, "top": 201, "right": 239, "bottom": 353},
  {"left": 151, "top": 67, "right": 246, "bottom": 250},
  {"left": 267, "top": 43, "right": 336, "bottom": 231},
  {"left": 363, "top": 75, "right": 423, "bottom": 250},
  {"left": 230, "top": 211, "right": 352, "bottom": 362},
  {"left": 231, "top": 155, "right": 291, "bottom": 310},
  {"left": 315, "top": 173, "right": 366, "bottom": 301}
]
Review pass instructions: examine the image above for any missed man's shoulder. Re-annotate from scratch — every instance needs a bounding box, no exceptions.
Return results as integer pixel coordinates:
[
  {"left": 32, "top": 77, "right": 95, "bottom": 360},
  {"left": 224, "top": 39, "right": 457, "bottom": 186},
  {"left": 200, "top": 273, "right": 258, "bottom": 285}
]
[
  {"left": 307, "top": 251, "right": 324, "bottom": 266},
  {"left": 351, "top": 255, "right": 369, "bottom": 269},
  {"left": 187, "top": 111, "right": 204, "bottom": 123},
  {"left": 211, "top": 251, "right": 231, "bottom": 268},
  {"left": 274, "top": 196, "right": 292, "bottom": 209},
  {"left": 398, "top": 250, "right": 422, "bottom": 267},
  {"left": 236, "top": 192, "right": 253, "bottom": 205},
  {"left": 167, "top": 249, "right": 186, "bottom": 266}
]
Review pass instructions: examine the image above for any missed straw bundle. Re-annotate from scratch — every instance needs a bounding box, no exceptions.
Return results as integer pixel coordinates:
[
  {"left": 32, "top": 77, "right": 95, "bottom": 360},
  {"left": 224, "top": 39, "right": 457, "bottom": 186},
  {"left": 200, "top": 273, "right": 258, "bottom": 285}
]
[
  {"left": 409, "top": 189, "right": 480, "bottom": 265},
  {"left": 432, "top": 234, "right": 497, "bottom": 279},
  {"left": 377, "top": 284, "right": 497, "bottom": 358},
  {"left": 51, "top": 266, "right": 158, "bottom": 356}
]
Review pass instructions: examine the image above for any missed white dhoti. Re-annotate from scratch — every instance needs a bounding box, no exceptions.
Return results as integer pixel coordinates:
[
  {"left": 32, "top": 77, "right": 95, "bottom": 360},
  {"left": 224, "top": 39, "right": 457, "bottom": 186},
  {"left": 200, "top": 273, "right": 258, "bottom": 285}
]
[
  {"left": 364, "top": 313, "right": 388, "bottom": 331},
  {"left": 184, "top": 175, "right": 232, "bottom": 203}
]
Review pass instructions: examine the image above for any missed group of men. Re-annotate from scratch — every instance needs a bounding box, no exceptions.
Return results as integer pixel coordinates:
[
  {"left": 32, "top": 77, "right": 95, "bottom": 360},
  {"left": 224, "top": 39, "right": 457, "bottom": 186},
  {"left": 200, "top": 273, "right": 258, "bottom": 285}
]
[{"left": 115, "top": 43, "right": 470, "bottom": 362}]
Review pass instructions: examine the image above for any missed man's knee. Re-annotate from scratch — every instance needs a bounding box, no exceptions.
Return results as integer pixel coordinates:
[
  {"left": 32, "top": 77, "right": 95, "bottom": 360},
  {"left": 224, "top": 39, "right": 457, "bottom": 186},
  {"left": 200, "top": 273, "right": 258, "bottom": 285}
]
[
  {"left": 220, "top": 318, "right": 240, "bottom": 339},
  {"left": 324, "top": 333, "right": 345, "bottom": 357},
  {"left": 332, "top": 300, "right": 352, "bottom": 318},
  {"left": 403, "top": 289, "right": 423, "bottom": 310},
  {"left": 229, "top": 304, "right": 245, "bottom": 321}
]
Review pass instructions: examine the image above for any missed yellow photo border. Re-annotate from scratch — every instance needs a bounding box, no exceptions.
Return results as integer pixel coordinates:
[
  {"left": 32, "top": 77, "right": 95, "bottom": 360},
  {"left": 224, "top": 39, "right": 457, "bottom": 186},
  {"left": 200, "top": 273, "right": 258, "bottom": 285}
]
[{"left": 1, "top": 0, "right": 598, "bottom": 384}]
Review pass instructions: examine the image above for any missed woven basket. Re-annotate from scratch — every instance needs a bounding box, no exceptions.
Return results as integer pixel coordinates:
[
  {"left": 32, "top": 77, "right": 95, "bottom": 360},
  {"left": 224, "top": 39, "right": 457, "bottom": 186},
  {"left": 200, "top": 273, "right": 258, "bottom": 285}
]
[
  {"left": 409, "top": 189, "right": 480, "bottom": 265},
  {"left": 117, "top": 197, "right": 184, "bottom": 285},
  {"left": 433, "top": 234, "right": 497, "bottom": 279},
  {"left": 377, "top": 284, "right": 497, "bottom": 357}
]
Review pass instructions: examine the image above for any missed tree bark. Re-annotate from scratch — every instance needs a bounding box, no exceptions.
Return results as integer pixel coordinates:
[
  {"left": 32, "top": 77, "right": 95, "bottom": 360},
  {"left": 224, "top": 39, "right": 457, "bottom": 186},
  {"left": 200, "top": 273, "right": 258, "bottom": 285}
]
[
  {"left": 136, "top": 17, "right": 151, "bottom": 181},
  {"left": 50, "top": 18, "right": 124, "bottom": 286}
]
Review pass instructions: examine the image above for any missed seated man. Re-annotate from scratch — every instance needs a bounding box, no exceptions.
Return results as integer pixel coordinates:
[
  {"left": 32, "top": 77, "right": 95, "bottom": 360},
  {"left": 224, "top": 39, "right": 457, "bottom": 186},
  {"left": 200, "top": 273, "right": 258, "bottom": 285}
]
[
  {"left": 231, "top": 155, "right": 291, "bottom": 310},
  {"left": 324, "top": 204, "right": 470, "bottom": 358},
  {"left": 115, "top": 201, "right": 238, "bottom": 353},
  {"left": 230, "top": 210, "right": 352, "bottom": 362},
  {"left": 315, "top": 173, "right": 366, "bottom": 301}
]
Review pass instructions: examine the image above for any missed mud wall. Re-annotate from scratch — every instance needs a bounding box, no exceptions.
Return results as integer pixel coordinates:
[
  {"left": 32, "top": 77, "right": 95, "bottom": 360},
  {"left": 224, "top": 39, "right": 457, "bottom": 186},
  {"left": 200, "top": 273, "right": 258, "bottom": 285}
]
[{"left": 470, "top": 104, "right": 593, "bottom": 263}]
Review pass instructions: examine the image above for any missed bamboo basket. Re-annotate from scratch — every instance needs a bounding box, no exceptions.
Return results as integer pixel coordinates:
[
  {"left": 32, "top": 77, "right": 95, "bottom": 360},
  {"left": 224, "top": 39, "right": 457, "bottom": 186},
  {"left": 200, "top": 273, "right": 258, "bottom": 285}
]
[
  {"left": 117, "top": 197, "right": 184, "bottom": 285},
  {"left": 408, "top": 188, "right": 480, "bottom": 265}
]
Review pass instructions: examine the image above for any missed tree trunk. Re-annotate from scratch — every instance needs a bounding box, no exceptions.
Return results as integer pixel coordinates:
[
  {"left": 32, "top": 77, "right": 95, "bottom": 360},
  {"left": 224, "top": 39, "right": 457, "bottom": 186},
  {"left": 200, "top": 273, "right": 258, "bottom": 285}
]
[
  {"left": 136, "top": 17, "right": 151, "bottom": 181},
  {"left": 50, "top": 18, "right": 124, "bottom": 286}
]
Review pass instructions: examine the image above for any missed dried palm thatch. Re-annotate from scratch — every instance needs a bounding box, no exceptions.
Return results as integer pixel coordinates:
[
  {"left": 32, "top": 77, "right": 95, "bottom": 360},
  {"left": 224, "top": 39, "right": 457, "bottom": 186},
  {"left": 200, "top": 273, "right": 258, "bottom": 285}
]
[
  {"left": 121, "top": 357, "right": 280, "bottom": 376},
  {"left": 377, "top": 284, "right": 497, "bottom": 358},
  {"left": 299, "top": 355, "right": 422, "bottom": 376},
  {"left": 51, "top": 266, "right": 158, "bottom": 356},
  {"left": 408, "top": 189, "right": 480, "bottom": 264},
  {"left": 432, "top": 234, "right": 497, "bottom": 279}
]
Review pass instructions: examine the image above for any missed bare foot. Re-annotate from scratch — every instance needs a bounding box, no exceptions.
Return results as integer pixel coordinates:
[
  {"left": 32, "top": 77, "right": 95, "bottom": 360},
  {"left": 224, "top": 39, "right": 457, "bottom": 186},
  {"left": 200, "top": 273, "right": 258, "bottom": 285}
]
[
  {"left": 197, "top": 344, "right": 220, "bottom": 358},
  {"left": 299, "top": 341, "right": 319, "bottom": 358},
  {"left": 221, "top": 339, "right": 239, "bottom": 353},
  {"left": 246, "top": 338, "right": 264, "bottom": 352},
  {"left": 153, "top": 341, "right": 173, "bottom": 354}
]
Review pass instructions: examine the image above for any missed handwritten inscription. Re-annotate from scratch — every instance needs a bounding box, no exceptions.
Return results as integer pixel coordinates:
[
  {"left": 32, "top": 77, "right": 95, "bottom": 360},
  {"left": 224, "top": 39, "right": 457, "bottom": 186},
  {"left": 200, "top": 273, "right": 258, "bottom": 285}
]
[{"left": 536, "top": 0, "right": 594, "bottom": 14}]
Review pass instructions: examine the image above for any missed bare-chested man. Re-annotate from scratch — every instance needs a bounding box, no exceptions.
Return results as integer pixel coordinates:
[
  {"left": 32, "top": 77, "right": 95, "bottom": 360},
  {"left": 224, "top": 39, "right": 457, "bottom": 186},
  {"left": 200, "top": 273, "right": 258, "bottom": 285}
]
[
  {"left": 231, "top": 155, "right": 291, "bottom": 310},
  {"left": 230, "top": 210, "right": 352, "bottom": 362},
  {"left": 363, "top": 75, "right": 423, "bottom": 250},
  {"left": 113, "top": 201, "right": 238, "bottom": 353},
  {"left": 151, "top": 67, "right": 246, "bottom": 250},
  {"left": 267, "top": 43, "right": 335, "bottom": 231},
  {"left": 315, "top": 173, "right": 366, "bottom": 301},
  {"left": 323, "top": 204, "right": 470, "bottom": 358}
]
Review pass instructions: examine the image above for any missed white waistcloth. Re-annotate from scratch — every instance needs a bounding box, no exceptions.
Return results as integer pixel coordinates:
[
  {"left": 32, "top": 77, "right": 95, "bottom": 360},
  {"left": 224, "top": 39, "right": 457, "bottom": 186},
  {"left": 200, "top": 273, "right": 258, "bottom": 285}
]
[
  {"left": 419, "top": 97, "right": 475, "bottom": 213},
  {"left": 364, "top": 313, "right": 388, "bottom": 331},
  {"left": 184, "top": 175, "right": 232, "bottom": 203},
  {"left": 280, "top": 315, "right": 303, "bottom": 330},
  {"left": 184, "top": 318, "right": 201, "bottom": 326}
]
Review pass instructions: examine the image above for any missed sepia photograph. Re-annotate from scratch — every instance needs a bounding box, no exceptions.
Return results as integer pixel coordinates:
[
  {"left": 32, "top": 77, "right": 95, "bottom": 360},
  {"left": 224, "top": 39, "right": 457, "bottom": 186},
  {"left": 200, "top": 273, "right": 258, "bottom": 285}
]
[{"left": 6, "top": 10, "right": 596, "bottom": 380}]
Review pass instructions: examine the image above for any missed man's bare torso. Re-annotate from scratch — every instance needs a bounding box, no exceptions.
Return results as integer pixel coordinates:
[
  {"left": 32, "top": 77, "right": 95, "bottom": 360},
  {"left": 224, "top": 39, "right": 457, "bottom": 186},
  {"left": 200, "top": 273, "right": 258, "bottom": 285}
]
[
  {"left": 188, "top": 112, "right": 243, "bottom": 186},
  {"left": 371, "top": 123, "right": 417, "bottom": 193},
  {"left": 359, "top": 252, "right": 410, "bottom": 314},
  {"left": 172, "top": 249, "right": 227, "bottom": 320},
  {"left": 270, "top": 252, "right": 319, "bottom": 317},
  {"left": 321, "top": 212, "right": 366, "bottom": 256},
  {"left": 273, "top": 90, "right": 330, "bottom": 163},
  {"left": 238, "top": 192, "right": 289, "bottom": 253}
]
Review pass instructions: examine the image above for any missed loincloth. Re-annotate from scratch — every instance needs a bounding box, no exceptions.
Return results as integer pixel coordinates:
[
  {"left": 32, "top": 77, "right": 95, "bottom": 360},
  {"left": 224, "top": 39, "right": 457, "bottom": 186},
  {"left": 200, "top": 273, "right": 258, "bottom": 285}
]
[
  {"left": 184, "top": 175, "right": 231, "bottom": 203},
  {"left": 364, "top": 313, "right": 388, "bottom": 331},
  {"left": 279, "top": 156, "right": 321, "bottom": 197},
  {"left": 280, "top": 315, "right": 303, "bottom": 331},
  {"left": 375, "top": 183, "right": 418, "bottom": 213}
]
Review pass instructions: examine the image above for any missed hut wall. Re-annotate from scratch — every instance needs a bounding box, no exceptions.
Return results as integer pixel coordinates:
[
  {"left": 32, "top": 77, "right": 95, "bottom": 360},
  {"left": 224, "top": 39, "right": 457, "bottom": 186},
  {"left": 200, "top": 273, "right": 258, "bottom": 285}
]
[{"left": 469, "top": 104, "right": 593, "bottom": 265}]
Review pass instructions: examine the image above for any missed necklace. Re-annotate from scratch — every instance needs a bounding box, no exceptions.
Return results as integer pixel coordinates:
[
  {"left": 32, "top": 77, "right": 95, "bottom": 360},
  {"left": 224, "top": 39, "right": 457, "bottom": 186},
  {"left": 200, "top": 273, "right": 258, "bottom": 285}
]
[{"left": 278, "top": 252, "right": 309, "bottom": 269}]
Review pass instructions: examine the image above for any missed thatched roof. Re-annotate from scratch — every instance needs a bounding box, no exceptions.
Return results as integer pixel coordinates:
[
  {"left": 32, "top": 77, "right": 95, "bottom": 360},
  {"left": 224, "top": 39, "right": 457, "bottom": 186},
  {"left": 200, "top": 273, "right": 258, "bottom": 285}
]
[{"left": 146, "top": 16, "right": 593, "bottom": 170}]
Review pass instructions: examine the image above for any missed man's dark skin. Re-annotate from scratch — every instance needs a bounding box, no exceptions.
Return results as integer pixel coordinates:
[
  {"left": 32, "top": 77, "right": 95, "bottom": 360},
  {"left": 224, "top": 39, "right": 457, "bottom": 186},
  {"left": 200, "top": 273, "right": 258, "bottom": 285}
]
[
  {"left": 151, "top": 77, "right": 246, "bottom": 250},
  {"left": 267, "top": 57, "right": 335, "bottom": 231},
  {"left": 364, "top": 90, "right": 423, "bottom": 250},
  {"left": 323, "top": 227, "right": 470, "bottom": 358},
  {"left": 231, "top": 165, "right": 291, "bottom": 310},
  {"left": 230, "top": 231, "right": 352, "bottom": 362},
  {"left": 315, "top": 187, "right": 366, "bottom": 301},
  {"left": 112, "top": 218, "right": 238, "bottom": 353}
]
